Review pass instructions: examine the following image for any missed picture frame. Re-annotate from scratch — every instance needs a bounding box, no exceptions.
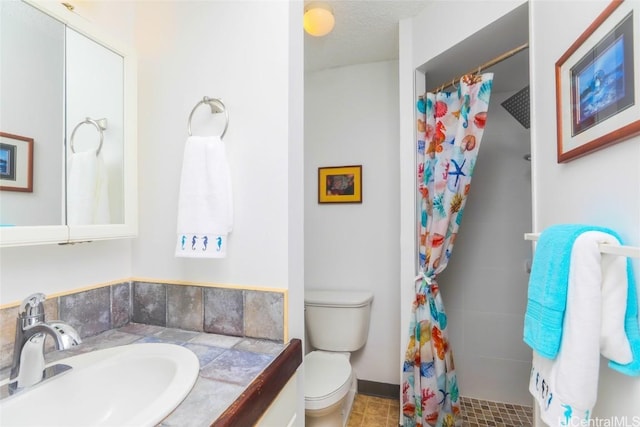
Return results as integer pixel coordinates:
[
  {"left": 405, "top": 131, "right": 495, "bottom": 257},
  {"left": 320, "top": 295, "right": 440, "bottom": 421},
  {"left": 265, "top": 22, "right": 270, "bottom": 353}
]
[
  {"left": 0, "top": 132, "right": 34, "bottom": 192},
  {"left": 318, "top": 165, "right": 362, "bottom": 204},
  {"left": 555, "top": 0, "right": 640, "bottom": 163}
]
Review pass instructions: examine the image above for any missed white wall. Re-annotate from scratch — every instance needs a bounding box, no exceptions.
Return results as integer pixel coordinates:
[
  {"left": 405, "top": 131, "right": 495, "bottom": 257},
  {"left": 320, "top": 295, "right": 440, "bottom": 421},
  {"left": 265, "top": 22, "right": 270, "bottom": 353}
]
[
  {"left": 530, "top": 0, "right": 640, "bottom": 422},
  {"left": 286, "top": 0, "right": 306, "bottom": 418},
  {"left": 132, "top": 0, "right": 292, "bottom": 289},
  {"left": 438, "top": 90, "right": 533, "bottom": 405},
  {"left": 305, "top": 60, "right": 400, "bottom": 385}
]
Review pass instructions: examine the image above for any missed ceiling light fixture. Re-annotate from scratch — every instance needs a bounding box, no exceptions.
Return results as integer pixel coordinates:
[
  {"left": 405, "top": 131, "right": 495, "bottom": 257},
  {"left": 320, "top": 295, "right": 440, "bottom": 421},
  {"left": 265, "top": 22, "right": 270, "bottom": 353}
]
[{"left": 303, "top": 4, "right": 335, "bottom": 37}]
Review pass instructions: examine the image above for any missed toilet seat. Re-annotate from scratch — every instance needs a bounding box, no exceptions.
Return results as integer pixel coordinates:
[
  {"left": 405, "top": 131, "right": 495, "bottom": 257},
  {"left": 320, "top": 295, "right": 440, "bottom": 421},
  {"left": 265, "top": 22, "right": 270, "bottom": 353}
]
[{"left": 304, "top": 351, "right": 352, "bottom": 411}]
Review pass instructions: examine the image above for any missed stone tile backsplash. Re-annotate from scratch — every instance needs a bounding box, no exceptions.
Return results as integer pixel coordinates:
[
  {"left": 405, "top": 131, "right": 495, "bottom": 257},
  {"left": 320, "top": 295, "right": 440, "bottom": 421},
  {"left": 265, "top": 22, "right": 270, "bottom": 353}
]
[
  {"left": 245, "top": 290, "right": 284, "bottom": 340},
  {"left": 59, "top": 286, "right": 112, "bottom": 338},
  {"left": 203, "top": 287, "right": 244, "bottom": 336},
  {"left": 0, "top": 281, "right": 284, "bottom": 371},
  {"left": 168, "top": 285, "right": 203, "bottom": 331},
  {"left": 132, "top": 281, "right": 166, "bottom": 326}
]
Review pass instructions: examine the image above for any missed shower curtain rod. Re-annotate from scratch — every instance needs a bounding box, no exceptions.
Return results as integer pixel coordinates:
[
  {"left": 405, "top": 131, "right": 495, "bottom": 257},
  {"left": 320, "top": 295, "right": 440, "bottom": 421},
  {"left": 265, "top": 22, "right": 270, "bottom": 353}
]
[{"left": 428, "top": 42, "right": 529, "bottom": 93}]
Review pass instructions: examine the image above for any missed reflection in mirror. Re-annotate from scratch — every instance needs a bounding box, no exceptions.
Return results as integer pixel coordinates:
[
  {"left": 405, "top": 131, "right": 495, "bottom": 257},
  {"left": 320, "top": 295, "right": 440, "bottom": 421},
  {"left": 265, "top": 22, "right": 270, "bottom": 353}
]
[
  {"left": 0, "top": 0, "right": 65, "bottom": 227},
  {"left": 66, "top": 28, "right": 124, "bottom": 225},
  {"left": 0, "top": 0, "right": 136, "bottom": 246}
]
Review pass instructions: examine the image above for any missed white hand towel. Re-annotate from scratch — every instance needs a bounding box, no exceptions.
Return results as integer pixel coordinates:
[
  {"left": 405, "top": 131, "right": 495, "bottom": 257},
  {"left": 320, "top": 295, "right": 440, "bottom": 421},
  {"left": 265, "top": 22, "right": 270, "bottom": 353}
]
[
  {"left": 529, "top": 231, "right": 632, "bottom": 426},
  {"left": 175, "top": 135, "right": 233, "bottom": 258},
  {"left": 67, "top": 149, "right": 111, "bottom": 225}
]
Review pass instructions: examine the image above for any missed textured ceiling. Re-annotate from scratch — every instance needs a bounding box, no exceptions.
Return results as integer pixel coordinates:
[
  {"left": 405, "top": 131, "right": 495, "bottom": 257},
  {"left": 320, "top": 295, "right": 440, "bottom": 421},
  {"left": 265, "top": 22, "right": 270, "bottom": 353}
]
[
  {"left": 303, "top": 1, "right": 530, "bottom": 95},
  {"left": 304, "top": 0, "right": 429, "bottom": 72}
]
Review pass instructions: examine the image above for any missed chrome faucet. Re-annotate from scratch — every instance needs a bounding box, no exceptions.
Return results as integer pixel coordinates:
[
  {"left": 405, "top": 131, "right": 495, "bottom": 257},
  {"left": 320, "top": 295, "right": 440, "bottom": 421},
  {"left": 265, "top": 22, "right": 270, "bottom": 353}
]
[{"left": 7, "top": 293, "right": 82, "bottom": 394}]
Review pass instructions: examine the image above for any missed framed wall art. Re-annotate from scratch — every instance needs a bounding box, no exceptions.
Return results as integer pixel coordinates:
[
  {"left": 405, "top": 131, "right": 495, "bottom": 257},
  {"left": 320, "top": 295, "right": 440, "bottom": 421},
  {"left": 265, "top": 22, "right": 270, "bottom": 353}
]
[
  {"left": 0, "top": 132, "right": 33, "bottom": 192},
  {"left": 555, "top": 0, "right": 640, "bottom": 163},
  {"left": 318, "top": 165, "right": 362, "bottom": 204}
]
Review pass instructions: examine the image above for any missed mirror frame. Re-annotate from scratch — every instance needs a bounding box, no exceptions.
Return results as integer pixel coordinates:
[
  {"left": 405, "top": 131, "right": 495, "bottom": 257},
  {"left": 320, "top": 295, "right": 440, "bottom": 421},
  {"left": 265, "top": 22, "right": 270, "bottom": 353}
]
[{"left": 0, "top": 0, "right": 137, "bottom": 247}]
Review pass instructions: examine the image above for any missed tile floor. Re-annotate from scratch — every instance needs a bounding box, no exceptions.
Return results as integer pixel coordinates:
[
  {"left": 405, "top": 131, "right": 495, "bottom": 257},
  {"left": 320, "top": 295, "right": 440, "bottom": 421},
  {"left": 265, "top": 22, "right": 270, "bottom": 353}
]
[
  {"left": 347, "top": 394, "right": 400, "bottom": 427},
  {"left": 347, "top": 394, "right": 534, "bottom": 427}
]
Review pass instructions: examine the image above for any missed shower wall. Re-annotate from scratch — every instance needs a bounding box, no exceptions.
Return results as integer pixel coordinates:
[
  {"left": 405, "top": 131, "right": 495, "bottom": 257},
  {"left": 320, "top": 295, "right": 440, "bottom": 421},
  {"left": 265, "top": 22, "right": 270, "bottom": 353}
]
[{"left": 438, "top": 89, "right": 533, "bottom": 405}]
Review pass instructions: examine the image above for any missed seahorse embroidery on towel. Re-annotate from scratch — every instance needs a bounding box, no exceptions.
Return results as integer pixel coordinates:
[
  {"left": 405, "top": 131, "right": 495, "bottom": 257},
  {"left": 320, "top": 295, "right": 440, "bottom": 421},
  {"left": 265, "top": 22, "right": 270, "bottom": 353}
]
[
  {"left": 545, "top": 392, "right": 553, "bottom": 410},
  {"left": 181, "top": 235, "right": 186, "bottom": 250},
  {"left": 202, "top": 236, "right": 208, "bottom": 251},
  {"left": 216, "top": 237, "right": 223, "bottom": 251},
  {"left": 192, "top": 235, "right": 197, "bottom": 250},
  {"left": 561, "top": 404, "right": 573, "bottom": 426}
]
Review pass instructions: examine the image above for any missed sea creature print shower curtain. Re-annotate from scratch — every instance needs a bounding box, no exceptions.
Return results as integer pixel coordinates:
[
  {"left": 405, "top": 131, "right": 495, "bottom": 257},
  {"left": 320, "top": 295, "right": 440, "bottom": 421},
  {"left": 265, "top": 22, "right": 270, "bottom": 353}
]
[{"left": 402, "top": 73, "right": 494, "bottom": 427}]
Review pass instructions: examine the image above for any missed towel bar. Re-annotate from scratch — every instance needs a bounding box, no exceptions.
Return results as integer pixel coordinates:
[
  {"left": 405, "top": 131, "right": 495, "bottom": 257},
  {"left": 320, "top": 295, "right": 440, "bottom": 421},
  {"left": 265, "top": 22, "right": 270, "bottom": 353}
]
[
  {"left": 187, "top": 96, "right": 229, "bottom": 138},
  {"left": 70, "top": 117, "right": 107, "bottom": 156},
  {"left": 525, "top": 233, "right": 640, "bottom": 259}
]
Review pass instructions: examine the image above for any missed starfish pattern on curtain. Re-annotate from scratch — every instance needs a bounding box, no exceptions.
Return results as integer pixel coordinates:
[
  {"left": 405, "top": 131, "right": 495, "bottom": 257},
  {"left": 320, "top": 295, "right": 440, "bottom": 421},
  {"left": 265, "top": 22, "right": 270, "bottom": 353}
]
[{"left": 402, "top": 73, "right": 494, "bottom": 427}]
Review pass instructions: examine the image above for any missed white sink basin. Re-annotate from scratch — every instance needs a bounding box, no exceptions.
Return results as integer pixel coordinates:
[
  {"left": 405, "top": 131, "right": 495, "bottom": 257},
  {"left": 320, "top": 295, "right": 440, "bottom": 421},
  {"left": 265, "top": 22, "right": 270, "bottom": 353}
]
[{"left": 0, "top": 343, "right": 199, "bottom": 427}]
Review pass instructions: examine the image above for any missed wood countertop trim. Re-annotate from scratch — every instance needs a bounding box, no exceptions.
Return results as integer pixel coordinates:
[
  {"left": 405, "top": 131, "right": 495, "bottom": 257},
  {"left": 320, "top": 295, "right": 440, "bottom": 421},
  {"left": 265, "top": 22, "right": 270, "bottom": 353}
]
[{"left": 212, "top": 338, "right": 302, "bottom": 427}]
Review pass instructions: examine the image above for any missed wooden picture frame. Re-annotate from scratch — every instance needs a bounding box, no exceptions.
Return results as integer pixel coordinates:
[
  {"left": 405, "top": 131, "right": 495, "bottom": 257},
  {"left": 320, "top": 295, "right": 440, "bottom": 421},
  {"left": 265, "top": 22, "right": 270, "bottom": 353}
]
[
  {"left": 0, "top": 132, "right": 33, "bottom": 192},
  {"left": 555, "top": 0, "right": 640, "bottom": 163},
  {"left": 318, "top": 165, "right": 362, "bottom": 204}
]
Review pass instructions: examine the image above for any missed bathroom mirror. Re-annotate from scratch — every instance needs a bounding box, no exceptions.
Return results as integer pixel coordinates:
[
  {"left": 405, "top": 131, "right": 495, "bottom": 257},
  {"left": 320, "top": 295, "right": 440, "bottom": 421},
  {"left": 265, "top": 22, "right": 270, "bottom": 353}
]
[{"left": 0, "top": 0, "right": 137, "bottom": 246}]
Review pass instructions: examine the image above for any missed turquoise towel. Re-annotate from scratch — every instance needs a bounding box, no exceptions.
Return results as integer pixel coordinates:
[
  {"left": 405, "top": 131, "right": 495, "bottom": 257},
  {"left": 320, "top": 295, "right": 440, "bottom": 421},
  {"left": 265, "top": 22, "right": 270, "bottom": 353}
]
[{"left": 523, "top": 224, "right": 620, "bottom": 358}]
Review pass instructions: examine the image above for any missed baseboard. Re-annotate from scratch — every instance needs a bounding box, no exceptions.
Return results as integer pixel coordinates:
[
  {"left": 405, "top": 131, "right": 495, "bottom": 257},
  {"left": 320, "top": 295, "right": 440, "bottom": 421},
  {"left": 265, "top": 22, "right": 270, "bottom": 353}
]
[{"left": 357, "top": 379, "right": 399, "bottom": 399}]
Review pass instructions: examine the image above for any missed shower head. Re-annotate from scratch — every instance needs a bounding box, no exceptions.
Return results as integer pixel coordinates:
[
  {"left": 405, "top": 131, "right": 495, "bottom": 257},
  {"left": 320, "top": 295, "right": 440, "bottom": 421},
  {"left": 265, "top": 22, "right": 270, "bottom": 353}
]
[{"left": 501, "top": 86, "right": 530, "bottom": 129}]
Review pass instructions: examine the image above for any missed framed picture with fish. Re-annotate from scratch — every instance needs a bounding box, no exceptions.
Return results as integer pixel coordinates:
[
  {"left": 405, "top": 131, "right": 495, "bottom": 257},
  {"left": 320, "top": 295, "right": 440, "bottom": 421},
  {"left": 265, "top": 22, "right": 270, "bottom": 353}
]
[
  {"left": 318, "top": 165, "right": 362, "bottom": 204},
  {"left": 0, "top": 132, "right": 33, "bottom": 192},
  {"left": 555, "top": 0, "right": 640, "bottom": 163}
]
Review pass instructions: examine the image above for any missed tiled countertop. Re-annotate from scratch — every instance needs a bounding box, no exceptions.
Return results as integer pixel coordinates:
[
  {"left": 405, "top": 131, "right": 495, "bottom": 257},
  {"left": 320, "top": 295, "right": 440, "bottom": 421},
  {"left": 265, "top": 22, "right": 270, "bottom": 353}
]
[{"left": 40, "top": 323, "right": 288, "bottom": 426}]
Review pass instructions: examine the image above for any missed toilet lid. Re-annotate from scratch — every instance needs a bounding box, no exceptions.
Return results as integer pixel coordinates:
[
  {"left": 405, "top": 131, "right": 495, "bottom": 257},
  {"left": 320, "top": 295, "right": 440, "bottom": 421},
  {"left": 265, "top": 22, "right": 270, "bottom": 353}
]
[{"left": 304, "top": 351, "right": 352, "bottom": 407}]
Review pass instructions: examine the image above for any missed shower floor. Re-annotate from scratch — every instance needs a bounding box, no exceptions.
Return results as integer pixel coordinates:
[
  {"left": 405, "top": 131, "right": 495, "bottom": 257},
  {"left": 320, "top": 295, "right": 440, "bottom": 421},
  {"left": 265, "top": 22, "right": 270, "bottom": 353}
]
[
  {"left": 347, "top": 394, "right": 534, "bottom": 426},
  {"left": 461, "top": 396, "right": 533, "bottom": 426}
]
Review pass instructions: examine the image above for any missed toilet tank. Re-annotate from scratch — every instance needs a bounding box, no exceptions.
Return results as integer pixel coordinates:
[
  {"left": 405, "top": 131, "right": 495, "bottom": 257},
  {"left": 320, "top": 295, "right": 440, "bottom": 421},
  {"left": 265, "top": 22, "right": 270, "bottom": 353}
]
[{"left": 304, "top": 290, "right": 373, "bottom": 352}]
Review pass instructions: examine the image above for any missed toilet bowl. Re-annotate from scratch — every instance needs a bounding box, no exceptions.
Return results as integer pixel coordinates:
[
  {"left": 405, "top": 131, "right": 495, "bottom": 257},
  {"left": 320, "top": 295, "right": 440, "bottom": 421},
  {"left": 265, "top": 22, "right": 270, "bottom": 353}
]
[
  {"left": 303, "top": 289, "right": 374, "bottom": 427},
  {"left": 304, "top": 351, "right": 354, "bottom": 426}
]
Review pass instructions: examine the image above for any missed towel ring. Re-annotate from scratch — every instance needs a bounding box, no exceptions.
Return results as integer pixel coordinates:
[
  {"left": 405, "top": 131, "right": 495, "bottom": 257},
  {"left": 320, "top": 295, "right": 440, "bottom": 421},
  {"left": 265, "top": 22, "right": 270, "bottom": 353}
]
[
  {"left": 187, "top": 96, "right": 229, "bottom": 138},
  {"left": 70, "top": 117, "right": 107, "bottom": 156}
]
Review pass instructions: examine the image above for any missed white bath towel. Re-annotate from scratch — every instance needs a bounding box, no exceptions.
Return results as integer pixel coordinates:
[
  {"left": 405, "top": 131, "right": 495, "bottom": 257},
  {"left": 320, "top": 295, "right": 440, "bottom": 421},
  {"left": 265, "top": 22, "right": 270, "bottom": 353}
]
[
  {"left": 67, "top": 149, "right": 111, "bottom": 225},
  {"left": 175, "top": 135, "right": 233, "bottom": 258},
  {"left": 529, "top": 231, "right": 631, "bottom": 426}
]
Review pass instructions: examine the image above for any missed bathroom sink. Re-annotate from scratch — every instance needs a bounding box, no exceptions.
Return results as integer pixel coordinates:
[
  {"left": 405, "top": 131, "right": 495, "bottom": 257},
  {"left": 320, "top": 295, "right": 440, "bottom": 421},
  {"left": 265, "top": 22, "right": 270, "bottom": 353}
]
[{"left": 0, "top": 343, "right": 199, "bottom": 427}]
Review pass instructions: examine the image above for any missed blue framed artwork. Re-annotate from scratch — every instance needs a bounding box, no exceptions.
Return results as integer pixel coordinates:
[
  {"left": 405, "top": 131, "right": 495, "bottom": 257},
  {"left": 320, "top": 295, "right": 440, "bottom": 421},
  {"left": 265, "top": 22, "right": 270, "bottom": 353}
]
[
  {"left": 0, "top": 143, "right": 16, "bottom": 180},
  {"left": 0, "top": 132, "right": 33, "bottom": 192},
  {"left": 555, "top": 0, "right": 640, "bottom": 163}
]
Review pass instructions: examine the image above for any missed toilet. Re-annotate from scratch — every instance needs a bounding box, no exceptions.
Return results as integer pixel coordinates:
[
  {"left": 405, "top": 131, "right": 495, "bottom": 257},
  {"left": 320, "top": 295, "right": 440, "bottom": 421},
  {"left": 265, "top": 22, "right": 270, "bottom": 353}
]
[{"left": 304, "top": 289, "right": 374, "bottom": 427}]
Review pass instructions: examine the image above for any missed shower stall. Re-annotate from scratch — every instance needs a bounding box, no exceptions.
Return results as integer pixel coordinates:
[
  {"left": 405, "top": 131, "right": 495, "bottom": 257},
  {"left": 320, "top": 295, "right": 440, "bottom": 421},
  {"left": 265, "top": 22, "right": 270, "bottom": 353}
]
[{"left": 399, "top": 1, "right": 534, "bottom": 411}]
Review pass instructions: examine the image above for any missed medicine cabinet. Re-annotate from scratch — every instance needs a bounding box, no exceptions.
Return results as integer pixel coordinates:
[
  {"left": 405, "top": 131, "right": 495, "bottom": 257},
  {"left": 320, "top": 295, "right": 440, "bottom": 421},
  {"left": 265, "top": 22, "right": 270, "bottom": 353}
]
[{"left": 0, "top": 0, "right": 137, "bottom": 247}]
